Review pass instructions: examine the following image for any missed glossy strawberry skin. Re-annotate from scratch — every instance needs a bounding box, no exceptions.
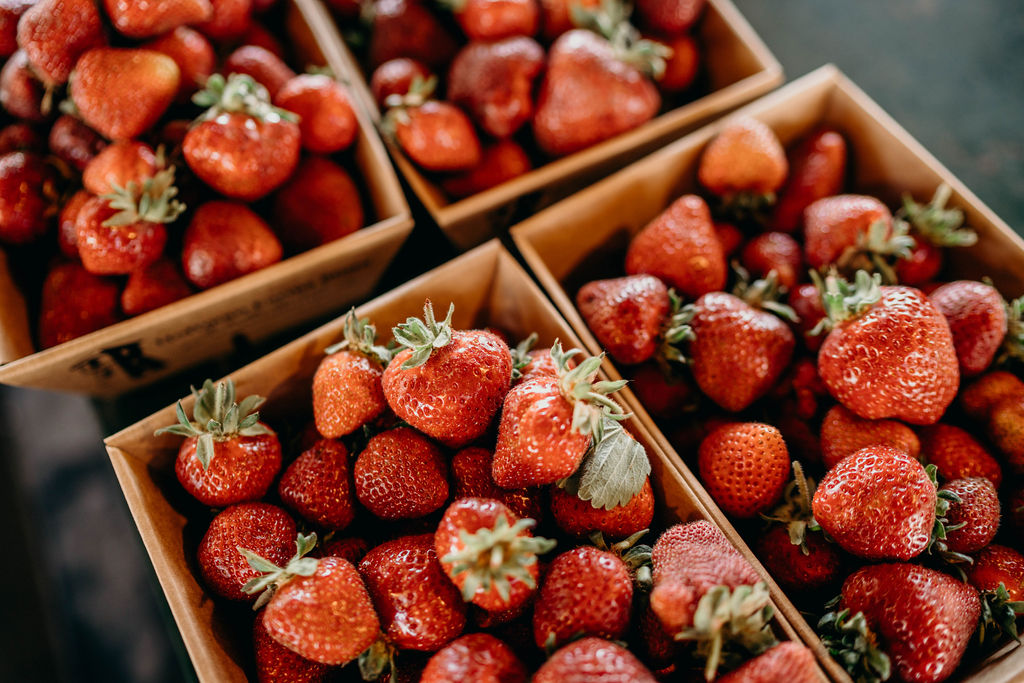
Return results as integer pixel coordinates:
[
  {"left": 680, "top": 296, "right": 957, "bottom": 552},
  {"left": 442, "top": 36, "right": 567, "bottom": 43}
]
[
  {"left": 0, "top": 49, "right": 44, "bottom": 121},
  {"left": 716, "top": 642, "right": 820, "bottom": 683},
  {"left": 370, "top": 59, "right": 431, "bottom": 107},
  {"left": 803, "top": 194, "right": 892, "bottom": 269},
  {"left": 539, "top": 0, "right": 600, "bottom": 41},
  {"left": 48, "top": 115, "right": 106, "bottom": 172},
  {"left": 941, "top": 477, "right": 999, "bottom": 553},
  {"left": 635, "top": 0, "right": 704, "bottom": 34},
  {"left": 967, "top": 544, "right": 1024, "bottom": 601},
  {"left": 38, "top": 262, "right": 121, "bottom": 348},
  {"left": 58, "top": 189, "right": 90, "bottom": 259},
  {"left": 143, "top": 27, "right": 215, "bottom": 102},
  {"left": 698, "top": 116, "right": 787, "bottom": 196},
  {"left": 313, "top": 349, "right": 386, "bottom": 439},
  {"left": 194, "top": 0, "right": 252, "bottom": 41},
  {"left": 625, "top": 194, "right": 726, "bottom": 299},
  {"left": 895, "top": 240, "right": 944, "bottom": 286},
  {"left": 819, "top": 404, "right": 920, "bottom": 470},
  {"left": 253, "top": 610, "right": 330, "bottom": 683},
  {"left": 740, "top": 231, "right": 803, "bottom": 290},
  {"left": 103, "top": 0, "right": 213, "bottom": 39},
  {"left": 271, "top": 155, "right": 363, "bottom": 252},
  {"left": 318, "top": 536, "right": 369, "bottom": 565},
  {"left": 383, "top": 329, "right": 512, "bottom": 448},
  {"left": 197, "top": 502, "right": 295, "bottom": 601},
  {"left": 17, "top": 0, "right": 104, "bottom": 86},
  {"left": 174, "top": 428, "right": 281, "bottom": 507},
  {"left": 535, "top": 638, "right": 656, "bottom": 683},
  {"left": 961, "top": 370, "right": 1024, "bottom": 421},
  {"left": 222, "top": 45, "right": 295, "bottom": 98},
  {"left": 441, "top": 138, "right": 532, "bottom": 199},
  {"left": 919, "top": 424, "right": 1002, "bottom": 488},
  {"left": 455, "top": 0, "right": 538, "bottom": 40},
  {"left": 0, "top": 1, "right": 33, "bottom": 57},
  {"left": 354, "top": 427, "right": 449, "bottom": 520},
  {"left": 755, "top": 526, "right": 841, "bottom": 592},
  {"left": 812, "top": 446, "right": 935, "bottom": 560},
  {"left": 76, "top": 197, "right": 168, "bottom": 276},
  {"left": 395, "top": 101, "right": 482, "bottom": 172},
  {"left": 359, "top": 534, "right": 467, "bottom": 651},
  {"left": 0, "top": 151, "right": 52, "bottom": 245},
  {"left": 929, "top": 280, "right": 1007, "bottom": 376},
  {"left": 550, "top": 477, "right": 654, "bottom": 539},
  {"left": 628, "top": 364, "right": 695, "bottom": 419},
  {"left": 0, "top": 122, "right": 40, "bottom": 154},
  {"left": 451, "top": 447, "right": 544, "bottom": 521},
  {"left": 421, "top": 633, "right": 527, "bottom": 683},
  {"left": 121, "top": 257, "right": 193, "bottom": 316},
  {"left": 182, "top": 201, "right": 283, "bottom": 289},
  {"left": 989, "top": 396, "right": 1024, "bottom": 472},
  {"left": 698, "top": 422, "right": 790, "bottom": 518},
  {"left": 818, "top": 286, "right": 959, "bottom": 425},
  {"left": 278, "top": 439, "right": 355, "bottom": 530},
  {"left": 274, "top": 74, "right": 357, "bottom": 154},
  {"left": 577, "top": 275, "right": 669, "bottom": 365},
  {"left": 840, "top": 563, "right": 980, "bottom": 683},
  {"left": 369, "top": 0, "right": 459, "bottom": 70},
  {"left": 82, "top": 141, "right": 158, "bottom": 196},
  {"left": 773, "top": 128, "right": 847, "bottom": 233}
]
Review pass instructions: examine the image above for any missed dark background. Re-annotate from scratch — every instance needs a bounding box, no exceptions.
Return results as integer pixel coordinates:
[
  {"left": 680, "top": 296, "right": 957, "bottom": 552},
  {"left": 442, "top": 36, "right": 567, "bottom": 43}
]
[{"left": 2, "top": 1, "right": 1023, "bottom": 681}]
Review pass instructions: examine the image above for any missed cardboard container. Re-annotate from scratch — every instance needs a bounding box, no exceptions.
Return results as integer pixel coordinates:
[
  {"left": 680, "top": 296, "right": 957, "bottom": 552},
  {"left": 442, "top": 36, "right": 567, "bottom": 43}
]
[
  {"left": 105, "top": 241, "right": 827, "bottom": 683},
  {"left": 0, "top": 0, "right": 414, "bottom": 397},
  {"left": 329, "top": 0, "right": 782, "bottom": 251},
  {"left": 512, "top": 64, "right": 1024, "bottom": 681}
]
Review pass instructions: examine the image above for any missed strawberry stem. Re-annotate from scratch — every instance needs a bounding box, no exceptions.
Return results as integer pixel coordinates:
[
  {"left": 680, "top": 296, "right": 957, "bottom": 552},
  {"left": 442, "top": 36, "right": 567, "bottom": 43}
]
[
  {"left": 100, "top": 165, "right": 185, "bottom": 228},
  {"left": 239, "top": 532, "right": 319, "bottom": 609},
  {"left": 760, "top": 461, "right": 819, "bottom": 552},
  {"left": 999, "top": 295, "right": 1024, "bottom": 365},
  {"left": 193, "top": 73, "right": 298, "bottom": 123},
  {"left": 325, "top": 308, "right": 393, "bottom": 366},
  {"left": 898, "top": 184, "right": 976, "bottom": 248},
  {"left": 812, "top": 269, "right": 882, "bottom": 335},
  {"left": 391, "top": 300, "right": 454, "bottom": 369},
  {"left": 550, "top": 340, "right": 629, "bottom": 443},
  {"left": 817, "top": 608, "right": 891, "bottom": 683},
  {"left": 510, "top": 332, "right": 539, "bottom": 380}
]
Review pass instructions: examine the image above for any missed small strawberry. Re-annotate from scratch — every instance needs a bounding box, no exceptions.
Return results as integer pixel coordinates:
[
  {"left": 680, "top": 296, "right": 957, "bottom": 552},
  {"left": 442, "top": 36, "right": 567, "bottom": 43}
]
[
  {"left": 627, "top": 363, "right": 696, "bottom": 418},
  {"left": 274, "top": 74, "right": 357, "bottom": 154},
  {"left": 624, "top": 194, "right": 726, "bottom": 299},
  {"left": 919, "top": 423, "right": 1003, "bottom": 488},
  {"left": 968, "top": 545, "right": 1024, "bottom": 601},
  {"left": 442, "top": 0, "right": 539, "bottom": 41},
  {"left": 143, "top": 27, "right": 215, "bottom": 102},
  {"left": 82, "top": 141, "right": 158, "bottom": 196},
  {"left": 929, "top": 280, "right": 1008, "bottom": 376},
  {"left": 278, "top": 439, "right": 355, "bottom": 531},
  {"left": 0, "top": 1, "right": 33, "bottom": 57},
  {"left": 440, "top": 138, "right": 533, "bottom": 199},
  {"left": 253, "top": 610, "right": 330, "bottom": 683},
  {"left": 698, "top": 422, "right": 790, "bottom": 518},
  {"left": 369, "top": 0, "right": 459, "bottom": 70},
  {"left": 121, "top": 257, "right": 193, "bottom": 316},
  {"left": 740, "top": 231, "right": 803, "bottom": 290},
  {"left": 197, "top": 502, "right": 296, "bottom": 600},
  {"left": 48, "top": 114, "right": 105, "bottom": 172},
  {"left": 576, "top": 274, "right": 670, "bottom": 365},
  {"left": 716, "top": 642, "right": 819, "bottom": 683},
  {"left": 271, "top": 155, "right": 364, "bottom": 252},
  {"left": 989, "top": 395, "right": 1024, "bottom": 473},
  {"left": 0, "top": 151, "right": 55, "bottom": 245},
  {"left": 451, "top": 447, "right": 544, "bottom": 521},
  {"left": 0, "top": 122, "right": 40, "bottom": 154},
  {"left": 384, "top": 77, "right": 482, "bottom": 172},
  {"left": 550, "top": 477, "right": 654, "bottom": 539},
  {"left": 819, "top": 403, "right": 920, "bottom": 470},
  {"left": 353, "top": 426, "right": 449, "bottom": 520},
  {"left": 155, "top": 379, "right": 281, "bottom": 507},
  {"left": 102, "top": 0, "right": 213, "bottom": 39},
  {"left": 58, "top": 189, "right": 90, "bottom": 259},
  {"left": 184, "top": 73, "right": 300, "bottom": 200},
  {"left": 0, "top": 49, "right": 44, "bottom": 121},
  {"left": 182, "top": 201, "right": 283, "bottom": 289},
  {"left": 755, "top": 525, "right": 840, "bottom": 592},
  {"left": 312, "top": 310, "right": 391, "bottom": 439},
  {"left": 534, "top": 638, "right": 656, "bottom": 683},
  {"left": 787, "top": 282, "right": 826, "bottom": 352},
  {"left": 894, "top": 184, "right": 978, "bottom": 286},
  {"left": 940, "top": 477, "right": 999, "bottom": 554},
  {"left": 420, "top": 633, "right": 527, "bottom": 683},
  {"left": 38, "top": 261, "right": 120, "bottom": 348},
  {"left": 635, "top": 0, "right": 704, "bottom": 34},
  {"left": 653, "top": 33, "right": 699, "bottom": 92},
  {"left": 195, "top": 0, "right": 252, "bottom": 42},
  {"left": 773, "top": 128, "right": 847, "bottom": 233},
  {"left": 698, "top": 116, "right": 788, "bottom": 200},
  {"left": 16, "top": 0, "right": 104, "bottom": 86},
  {"left": 961, "top": 370, "right": 1024, "bottom": 421},
  {"left": 382, "top": 302, "right": 512, "bottom": 447},
  {"left": 369, "top": 58, "right": 431, "bottom": 108},
  {"left": 802, "top": 195, "right": 903, "bottom": 273},
  {"left": 222, "top": 45, "right": 296, "bottom": 98}
]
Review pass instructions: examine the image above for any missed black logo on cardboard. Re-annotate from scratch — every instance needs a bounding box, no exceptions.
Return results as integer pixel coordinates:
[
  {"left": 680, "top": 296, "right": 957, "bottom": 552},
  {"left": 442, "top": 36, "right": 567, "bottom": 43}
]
[{"left": 71, "top": 342, "right": 166, "bottom": 379}]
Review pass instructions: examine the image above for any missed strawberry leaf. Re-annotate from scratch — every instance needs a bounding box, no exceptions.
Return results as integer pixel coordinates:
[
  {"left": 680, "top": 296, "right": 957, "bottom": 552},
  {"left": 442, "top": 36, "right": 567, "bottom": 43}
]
[{"left": 573, "top": 418, "right": 650, "bottom": 510}]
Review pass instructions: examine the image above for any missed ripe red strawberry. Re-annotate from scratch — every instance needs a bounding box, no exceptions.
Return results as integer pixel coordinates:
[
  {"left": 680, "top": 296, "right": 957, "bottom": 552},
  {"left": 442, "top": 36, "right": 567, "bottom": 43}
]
[
  {"left": 539, "top": 0, "right": 600, "bottom": 41},
  {"left": 698, "top": 117, "right": 788, "bottom": 197},
  {"left": 698, "top": 422, "right": 789, "bottom": 518},
  {"left": 370, "top": 58, "right": 431, "bottom": 107},
  {"left": 802, "top": 195, "right": 893, "bottom": 270},
  {"left": 534, "top": 29, "right": 660, "bottom": 156},
  {"left": 919, "top": 423, "right": 1003, "bottom": 488},
  {"left": 929, "top": 280, "right": 1007, "bottom": 376},
  {"left": 0, "top": 122, "right": 39, "bottom": 154},
  {"left": 535, "top": 638, "right": 656, "bottom": 683},
  {"left": 961, "top": 370, "right": 1024, "bottom": 420},
  {"left": 894, "top": 240, "right": 943, "bottom": 287},
  {"left": 143, "top": 27, "right": 215, "bottom": 102},
  {"left": 0, "top": 1, "right": 33, "bottom": 57},
  {"left": 653, "top": 33, "right": 698, "bottom": 92},
  {"left": 16, "top": 0, "right": 104, "bottom": 86},
  {"left": 812, "top": 445, "right": 936, "bottom": 560},
  {"left": 819, "top": 404, "right": 920, "bottom": 470},
  {"left": 312, "top": 310, "right": 391, "bottom": 439},
  {"left": 353, "top": 426, "right": 449, "bottom": 519},
  {"left": 773, "top": 128, "right": 847, "bottom": 233},
  {"left": 441, "top": 138, "right": 533, "bottom": 199},
  {"left": 359, "top": 534, "right": 467, "bottom": 651},
  {"left": 318, "top": 536, "right": 369, "bottom": 565},
  {"left": 576, "top": 274, "right": 670, "bottom": 365},
  {"left": 38, "top": 261, "right": 121, "bottom": 348},
  {"left": 714, "top": 220, "right": 744, "bottom": 257},
  {"left": 627, "top": 363, "right": 695, "bottom": 418},
  {"left": 103, "top": 0, "right": 212, "bottom": 39},
  {"left": 278, "top": 439, "right": 355, "bottom": 530},
  {"left": 271, "top": 155, "right": 363, "bottom": 252},
  {"left": 197, "top": 502, "right": 295, "bottom": 600},
  {"left": 716, "top": 642, "right": 819, "bottom": 683},
  {"left": 82, "top": 141, "right": 158, "bottom": 196},
  {"left": 447, "top": 36, "right": 544, "bottom": 139},
  {"left": 70, "top": 48, "right": 180, "bottom": 140},
  {"left": 121, "top": 257, "right": 193, "bottom": 316},
  {"left": 182, "top": 201, "right": 283, "bottom": 289},
  {"left": 968, "top": 544, "right": 1024, "bottom": 601},
  {"left": 451, "top": 447, "right": 544, "bottom": 521},
  {"left": 369, "top": 0, "right": 459, "bottom": 70},
  {"left": 421, "top": 633, "right": 527, "bottom": 683},
  {"left": 740, "top": 232, "right": 803, "bottom": 290},
  {"left": 770, "top": 357, "right": 827, "bottom": 420},
  {"left": 635, "top": 0, "right": 704, "bottom": 34},
  {"left": 252, "top": 610, "right": 330, "bottom": 683},
  {"left": 184, "top": 74, "right": 300, "bottom": 200},
  {"left": 551, "top": 477, "right": 654, "bottom": 539},
  {"left": 386, "top": 84, "right": 482, "bottom": 172},
  {"left": 787, "top": 282, "right": 826, "bottom": 352},
  {"left": 156, "top": 379, "right": 281, "bottom": 507},
  {"left": 989, "top": 396, "right": 1024, "bottom": 473},
  {"left": 0, "top": 49, "right": 44, "bottom": 121},
  {"left": 894, "top": 185, "right": 978, "bottom": 286},
  {"left": 436, "top": 497, "right": 554, "bottom": 612},
  {"left": 274, "top": 74, "right": 357, "bottom": 154},
  {"left": 940, "top": 477, "right": 999, "bottom": 554},
  {"left": 58, "top": 189, "right": 90, "bottom": 259},
  {"left": 511, "top": 339, "right": 576, "bottom": 385},
  {"left": 0, "top": 151, "right": 54, "bottom": 245},
  {"left": 48, "top": 114, "right": 105, "bottom": 172},
  {"left": 624, "top": 194, "right": 726, "bottom": 298},
  {"left": 382, "top": 302, "right": 512, "bottom": 447},
  {"left": 222, "top": 45, "right": 296, "bottom": 98},
  {"left": 755, "top": 525, "right": 841, "bottom": 592},
  {"left": 816, "top": 271, "right": 959, "bottom": 424},
  {"left": 195, "top": 0, "right": 252, "bottom": 41},
  {"left": 445, "top": 0, "right": 539, "bottom": 40}
]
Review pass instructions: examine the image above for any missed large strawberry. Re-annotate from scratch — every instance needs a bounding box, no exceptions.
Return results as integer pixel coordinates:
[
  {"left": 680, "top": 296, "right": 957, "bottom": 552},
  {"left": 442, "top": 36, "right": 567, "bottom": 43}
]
[
  {"left": 698, "top": 116, "right": 788, "bottom": 201},
  {"left": 534, "top": 638, "right": 657, "bottom": 683},
  {"left": 819, "top": 403, "right": 920, "bottom": 470},
  {"left": 353, "top": 427, "right": 449, "bottom": 520},
  {"left": 929, "top": 280, "right": 1008, "bottom": 376},
  {"left": 271, "top": 155, "right": 364, "bottom": 252},
  {"left": 382, "top": 302, "right": 512, "bottom": 448},
  {"left": 16, "top": 0, "right": 104, "bottom": 86},
  {"left": 384, "top": 77, "right": 482, "bottom": 172},
  {"left": 274, "top": 74, "right": 357, "bottom": 154},
  {"left": 576, "top": 274, "right": 670, "bottom": 365},
  {"left": 451, "top": 447, "right": 543, "bottom": 521},
  {"left": 102, "top": 0, "right": 213, "bottom": 39},
  {"left": 420, "top": 633, "right": 526, "bottom": 683},
  {"left": 773, "top": 128, "right": 847, "bottom": 233},
  {"left": 802, "top": 195, "right": 909, "bottom": 274},
  {"left": 919, "top": 423, "right": 1003, "bottom": 488},
  {"left": 38, "top": 262, "right": 120, "bottom": 348},
  {"left": 155, "top": 379, "right": 281, "bottom": 507},
  {"left": 698, "top": 422, "right": 790, "bottom": 518},
  {"left": 716, "top": 642, "right": 820, "bottom": 683},
  {"left": 278, "top": 439, "right": 355, "bottom": 531},
  {"left": 197, "top": 502, "right": 295, "bottom": 600},
  {"left": 550, "top": 477, "right": 654, "bottom": 539},
  {"left": 815, "top": 270, "right": 959, "bottom": 424},
  {"left": 181, "top": 201, "right": 282, "bottom": 289}
]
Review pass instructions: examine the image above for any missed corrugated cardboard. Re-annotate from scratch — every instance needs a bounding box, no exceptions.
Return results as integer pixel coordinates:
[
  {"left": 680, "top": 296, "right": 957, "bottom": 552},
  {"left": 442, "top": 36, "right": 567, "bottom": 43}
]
[
  {"left": 330, "top": 0, "right": 783, "bottom": 250},
  {"left": 511, "top": 64, "right": 1024, "bottom": 681},
  {"left": 105, "top": 241, "right": 826, "bottom": 683},
  {"left": 0, "top": 0, "right": 414, "bottom": 397}
]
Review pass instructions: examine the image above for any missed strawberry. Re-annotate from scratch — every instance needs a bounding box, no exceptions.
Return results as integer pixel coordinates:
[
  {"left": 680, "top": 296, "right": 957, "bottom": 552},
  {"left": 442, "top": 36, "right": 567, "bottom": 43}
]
[
  {"left": 550, "top": 477, "right": 654, "bottom": 539},
  {"left": 815, "top": 271, "right": 959, "bottom": 424},
  {"left": 0, "top": 122, "right": 39, "bottom": 154},
  {"left": 440, "top": 138, "right": 532, "bottom": 199},
  {"left": 533, "top": 29, "right": 660, "bottom": 157},
  {"left": 182, "top": 201, "right": 283, "bottom": 289},
  {"left": 894, "top": 239, "right": 943, "bottom": 287},
  {"left": 370, "top": 58, "right": 431, "bottom": 108},
  {"left": 271, "top": 155, "right": 364, "bottom": 252},
  {"left": 443, "top": 0, "right": 539, "bottom": 41},
  {"left": 155, "top": 379, "right": 281, "bottom": 507},
  {"left": 812, "top": 445, "right": 936, "bottom": 560},
  {"left": 627, "top": 363, "right": 695, "bottom": 418},
  {"left": 121, "top": 257, "right": 192, "bottom": 316},
  {"left": 436, "top": 497, "right": 554, "bottom": 612},
  {"left": 70, "top": 48, "right": 180, "bottom": 141},
  {"left": 716, "top": 642, "right": 819, "bottom": 683},
  {"left": 359, "top": 534, "right": 467, "bottom": 651},
  {"left": 755, "top": 525, "right": 840, "bottom": 592},
  {"left": 0, "top": 49, "right": 43, "bottom": 121},
  {"left": 353, "top": 426, "right": 449, "bottom": 519},
  {"left": 184, "top": 74, "right": 300, "bottom": 200},
  {"left": 511, "top": 339, "right": 575, "bottom": 385},
  {"left": 919, "top": 423, "right": 1003, "bottom": 487},
  {"left": 197, "top": 502, "right": 295, "bottom": 600},
  {"left": 770, "top": 357, "right": 827, "bottom": 420},
  {"left": 819, "top": 404, "right": 920, "bottom": 470},
  {"left": 16, "top": 0, "right": 103, "bottom": 86},
  {"left": 773, "top": 128, "right": 847, "bottom": 233},
  {"left": 38, "top": 261, "right": 120, "bottom": 348},
  {"left": 698, "top": 116, "right": 787, "bottom": 198},
  {"left": 195, "top": 0, "right": 252, "bottom": 42},
  {"left": 787, "top": 282, "right": 826, "bottom": 352},
  {"left": 534, "top": 638, "right": 656, "bottom": 683},
  {"left": 318, "top": 536, "right": 369, "bottom": 564},
  {"left": 968, "top": 545, "right": 1024, "bottom": 601},
  {"left": 576, "top": 274, "right": 670, "bottom": 365},
  {"left": 740, "top": 231, "right": 803, "bottom": 290},
  {"left": 222, "top": 45, "right": 296, "bottom": 99},
  {"left": 143, "top": 27, "right": 215, "bottom": 102},
  {"left": 714, "top": 220, "right": 744, "bottom": 257},
  {"left": 961, "top": 370, "right": 1024, "bottom": 420},
  {"left": 634, "top": 598, "right": 679, "bottom": 672},
  {"left": 239, "top": 21, "right": 283, "bottom": 55},
  {"left": 940, "top": 477, "right": 999, "bottom": 554},
  {"left": 653, "top": 33, "right": 698, "bottom": 92},
  {"left": 802, "top": 195, "right": 895, "bottom": 271},
  {"left": 929, "top": 280, "right": 1007, "bottom": 376},
  {"left": 382, "top": 302, "right": 512, "bottom": 447},
  {"left": 635, "top": 0, "right": 705, "bottom": 34},
  {"left": 278, "top": 439, "right": 355, "bottom": 531},
  {"left": 538, "top": 0, "right": 600, "bottom": 41},
  {"left": 0, "top": 151, "right": 54, "bottom": 245},
  {"left": 698, "top": 422, "right": 790, "bottom": 518},
  {"left": 451, "top": 447, "right": 544, "bottom": 521},
  {"left": 48, "top": 114, "right": 105, "bottom": 172},
  {"left": 447, "top": 36, "right": 544, "bottom": 139},
  {"left": 369, "top": 0, "right": 459, "bottom": 70},
  {"left": 252, "top": 610, "right": 330, "bottom": 683},
  {"left": 420, "top": 633, "right": 527, "bottom": 683},
  {"left": 58, "top": 188, "right": 90, "bottom": 258},
  {"left": 102, "top": 0, "right": 212, "bottom": 39},
  {"left": 275, "top": 74, "right": 357, "bottom": 154},
  {"left": 894, "top": 185, "right": 978, "bottom": 286},
  {"left": 81, "top": 141, "right": 158, "bottom": 195},
  {"left": 989, "top": 395, "right": 1024, "bottom": 473},
  {"left": 312, "top": 310, "right": 391, "bottom": 439},
  {"left": 385, "top": 79, "right": 482, "bottom": 172},
  {"left": 0, "top": 0, "right": 33, "bottom": 57},
  {"left": 624, "top": 194, "right": 726, "bottom": 298}
]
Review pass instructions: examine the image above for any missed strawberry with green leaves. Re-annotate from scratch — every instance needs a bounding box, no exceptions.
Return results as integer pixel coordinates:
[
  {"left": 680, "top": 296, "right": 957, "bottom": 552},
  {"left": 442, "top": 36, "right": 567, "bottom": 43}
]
[
  {"left": 967, "top": 545, "right": 1024, "bottom": 644},
  {"left": 383, "top": 76, "right": 482, "bottom": 172},
  {"left": 939, "top": 477, "right": 999, "bottom": 555},
  {"left": 895, "top": 185, "right": 978, "bottom": 286},
  {"left": 698, "top": 117, "right": 787, "bottom": 215},
  {"left": 550, "top": 476, "right": 654, "bottom": 539}
]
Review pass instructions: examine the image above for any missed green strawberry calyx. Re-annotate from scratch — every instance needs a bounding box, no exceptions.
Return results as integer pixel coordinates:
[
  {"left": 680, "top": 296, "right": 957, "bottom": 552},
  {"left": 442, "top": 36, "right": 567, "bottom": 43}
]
[
  {"left": 193, "top": 73, "right": 298, "bottom": 124},
  {"left": 325, "top": 308, "right": 393, "bottom": 367},
  {"left": 926, "top": 464, "right": 973, "bottom": 567},
  {"left": 154, "top": 379, "right": 272, "bottom": 470},
  {"left": 510, "top": 332, "right": 540, "bottom": 380},
  {"left": 835, "top": 218, "right": 915, "bottom": 285},
  {"left": 591, "top": 530, "right": 653, "bottom": 589},
  {"left": 100, "top": 164, "right": 185, "bottom": 229},
  {"left": 999, "top": 294, "right": 1024, "bottom": 365},
  {"left": 551, "top": 340, "right": 630, "bottom": 443},
  {"left": 760, "top": 461, "right": 822, "bottom": 552},
  {"left": 817, "top": 607, "right": 892, "bottom": 683},
  {"left": 811, "top": 269, "right": 882, "bottom": 335},
  {"left": 977, "top": 582, "right": 1024, "bottom": 647},
  {"left": 571, "top": 0, "right": 670, "bottom": 79},
  {"left": 381, "top": 74, "right": 438, "bottom": 135},
  {"left": 239, "top": 532, "right": 319, "bottom": 610},
  {"left": 391, "top": 300, "right": 455, "bottom": 369},
  {"left": 898, "top": 183, "right": 977, "bottom": 248},
  {"left": 732, "top": 264, "right": 800, "bottom": 322},
  {"left": 557, "top": 416, "right": 651, "bottom": 510},
  {"left": 358, "top": 637, "right": 397, "bottom": 682}
]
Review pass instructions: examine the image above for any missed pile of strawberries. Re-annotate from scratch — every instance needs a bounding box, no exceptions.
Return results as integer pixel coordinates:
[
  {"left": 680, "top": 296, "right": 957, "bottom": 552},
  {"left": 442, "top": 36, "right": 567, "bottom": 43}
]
[
  {"left": 327, "top": 0, "right": 706, "bottom": 200},
  {"left": 155, "top": 303, "right": 824, "bottom": 681},
  {"left": 0, "top": 0, "right": 366, "bottom": 350},
  {"left": 574, "top": 115, "right": 1024, "bottom": 682}
]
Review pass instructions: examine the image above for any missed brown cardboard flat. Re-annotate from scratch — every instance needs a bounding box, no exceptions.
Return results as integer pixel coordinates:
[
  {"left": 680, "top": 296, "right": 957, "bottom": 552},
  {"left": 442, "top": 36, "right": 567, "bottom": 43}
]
[
  {"left": 511, "top": 64, "right": 1024, "bottom": 682},
  {"left": 106, "top": 241, "right": 826, "bottom": 683},
  {"left": 330, "top": 0, "right": 782, "bottom": 250},
  {"left": 0, "top": 0, "right": 414, "bottom": 397}
]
